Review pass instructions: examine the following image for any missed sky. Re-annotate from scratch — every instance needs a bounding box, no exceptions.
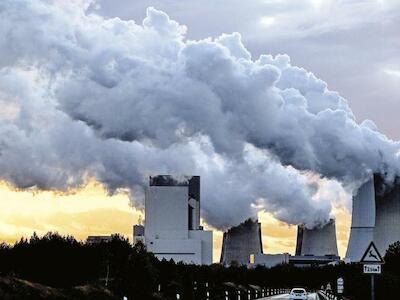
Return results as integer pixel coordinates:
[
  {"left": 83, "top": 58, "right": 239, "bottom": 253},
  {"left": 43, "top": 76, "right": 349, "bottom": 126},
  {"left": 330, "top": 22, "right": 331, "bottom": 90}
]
[
  {"left": 0, "top": 180, "right": 351, "bottom": 260},
  {"left": 0, "top": 0, "right": 399, "bottom": 262},
  {"left": 93, "top": 0, "right": 400, "bottom": 140}
]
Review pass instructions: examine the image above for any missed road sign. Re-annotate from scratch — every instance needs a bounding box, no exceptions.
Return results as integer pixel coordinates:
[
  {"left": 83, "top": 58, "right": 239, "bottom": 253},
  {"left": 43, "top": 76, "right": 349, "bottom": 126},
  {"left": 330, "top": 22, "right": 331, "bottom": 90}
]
[
  {"left": 360, "top": 242, "right": 384, "bottom": 300},
  {"left": 360, "top": 242, "right": 384, "bottom": 264},
  {"left": 337, "top": 277, "right": 344, "bottom": 294},
  {"left": 364, "top": 264, "right": 382, "bottom": 274}
]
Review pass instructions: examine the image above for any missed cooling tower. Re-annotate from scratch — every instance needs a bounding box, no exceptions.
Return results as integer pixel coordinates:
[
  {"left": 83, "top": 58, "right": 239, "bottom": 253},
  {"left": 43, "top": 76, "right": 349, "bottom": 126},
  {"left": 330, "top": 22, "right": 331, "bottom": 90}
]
[
  {"left": 346, "top": 175, "right": 400, "bottom": 261},
  {"left": 295, "top": 219, "right": 339, "bottom": 256},
  {"left": 345, "top": 177, "right": 376, "bottom": 262},
  {"left": 220, "top": 218, "right": 263, "bottom": 265},
  {"left": 373, "top": 175, "right": 400, "bottom": 255}
]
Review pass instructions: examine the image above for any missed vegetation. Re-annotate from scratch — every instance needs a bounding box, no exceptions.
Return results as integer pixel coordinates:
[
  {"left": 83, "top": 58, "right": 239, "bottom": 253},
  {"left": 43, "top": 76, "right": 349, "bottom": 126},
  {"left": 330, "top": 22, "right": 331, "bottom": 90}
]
[{"left": 1, "top": 233, "right": 400, "bottom": 299}]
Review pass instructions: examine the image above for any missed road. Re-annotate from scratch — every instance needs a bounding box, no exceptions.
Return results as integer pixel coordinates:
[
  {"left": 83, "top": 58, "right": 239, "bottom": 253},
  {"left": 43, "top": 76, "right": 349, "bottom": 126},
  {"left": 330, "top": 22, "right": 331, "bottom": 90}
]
[{"left": 260, "top": 292, "right": 320, "bottom": 299}]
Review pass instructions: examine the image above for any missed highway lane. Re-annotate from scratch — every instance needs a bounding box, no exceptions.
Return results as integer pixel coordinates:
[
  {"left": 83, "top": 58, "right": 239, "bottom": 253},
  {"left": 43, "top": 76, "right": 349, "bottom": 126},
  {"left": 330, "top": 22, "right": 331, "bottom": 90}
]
[{"left": 260, "top": 292, "right": 320, "bottom": 300}]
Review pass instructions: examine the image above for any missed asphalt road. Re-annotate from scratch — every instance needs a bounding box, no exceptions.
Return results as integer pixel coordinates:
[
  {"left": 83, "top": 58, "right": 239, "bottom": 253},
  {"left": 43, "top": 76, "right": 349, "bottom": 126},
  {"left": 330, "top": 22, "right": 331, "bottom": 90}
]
[{"left": 260, "top": 292, "right": 320, "bottom": 300}]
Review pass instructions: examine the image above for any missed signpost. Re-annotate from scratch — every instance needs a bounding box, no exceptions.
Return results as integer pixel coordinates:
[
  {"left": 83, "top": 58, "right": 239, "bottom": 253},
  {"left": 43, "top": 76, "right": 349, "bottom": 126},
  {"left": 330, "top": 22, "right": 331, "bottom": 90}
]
[
  {"left": 360, "top": 241, "right": 384, "bottom": 300},
  {"left": 337, "top": 277, "right": 344, "bottom": 299},
  {"left": 363, "top": 264, "right": 381, "bottom": 274}
]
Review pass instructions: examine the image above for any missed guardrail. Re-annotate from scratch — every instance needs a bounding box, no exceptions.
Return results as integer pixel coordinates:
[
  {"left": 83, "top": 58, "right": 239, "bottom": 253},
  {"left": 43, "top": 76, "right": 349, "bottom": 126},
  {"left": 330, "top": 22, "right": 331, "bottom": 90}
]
[
  {"left": 174, "top": 287, "right": 291, "bottom": 299},
  {"left": 318, "top": 290, "right": 340, "bottom": 300},
  {"left": 252, "top": 288, "right": 290, "bottom": 298}
]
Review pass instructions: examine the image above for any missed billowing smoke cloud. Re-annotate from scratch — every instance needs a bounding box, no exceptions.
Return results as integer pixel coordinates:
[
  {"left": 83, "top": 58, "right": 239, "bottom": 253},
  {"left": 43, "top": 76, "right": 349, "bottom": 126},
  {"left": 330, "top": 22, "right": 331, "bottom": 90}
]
[{"left": 0, "top": 1, "right": 398, "bottom": 229}]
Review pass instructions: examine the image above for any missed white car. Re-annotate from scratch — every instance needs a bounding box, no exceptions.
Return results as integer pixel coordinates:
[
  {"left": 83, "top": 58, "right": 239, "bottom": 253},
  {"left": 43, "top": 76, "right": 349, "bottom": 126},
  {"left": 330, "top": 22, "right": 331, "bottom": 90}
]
[{"left": 289, "top": 288, "right": 308, "bottom": 300}]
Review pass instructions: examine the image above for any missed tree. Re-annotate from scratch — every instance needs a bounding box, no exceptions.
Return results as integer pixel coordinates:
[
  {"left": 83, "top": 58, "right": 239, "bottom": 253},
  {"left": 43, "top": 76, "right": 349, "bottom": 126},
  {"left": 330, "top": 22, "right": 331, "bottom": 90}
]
[
  {"left": 384, "top": 241, "right": 400, "bottom": 272},
  {"left": 124, "top": 241, "right": 159, "bottom": 298}
]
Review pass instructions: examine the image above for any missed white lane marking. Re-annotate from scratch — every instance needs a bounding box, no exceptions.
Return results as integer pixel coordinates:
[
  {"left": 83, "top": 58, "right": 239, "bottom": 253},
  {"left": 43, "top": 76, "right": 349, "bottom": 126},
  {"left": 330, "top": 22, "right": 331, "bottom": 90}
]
[
  {"left": 264, "top": 295, "right": 288, "bottom": 299},
  {"left": 259, "top": 294, "right": 289, "bottom": 299},
  {"left": 259, "top": 292, "right": 318, "bottom": 300}
]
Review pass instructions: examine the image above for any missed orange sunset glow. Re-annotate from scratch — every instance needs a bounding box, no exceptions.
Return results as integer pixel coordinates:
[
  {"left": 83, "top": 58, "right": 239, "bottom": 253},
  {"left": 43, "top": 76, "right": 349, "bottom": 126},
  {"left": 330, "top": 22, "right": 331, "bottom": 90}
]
[{"left": 0, "top": 180, "right": 351, "bottom": 262}]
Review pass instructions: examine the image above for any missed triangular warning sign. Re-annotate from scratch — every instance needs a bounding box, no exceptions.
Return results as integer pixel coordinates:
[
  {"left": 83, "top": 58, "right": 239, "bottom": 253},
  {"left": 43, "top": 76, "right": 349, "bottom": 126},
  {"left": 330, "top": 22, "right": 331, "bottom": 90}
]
[{"left": 360, "top": 241, "right": 384, "bottom": 264}]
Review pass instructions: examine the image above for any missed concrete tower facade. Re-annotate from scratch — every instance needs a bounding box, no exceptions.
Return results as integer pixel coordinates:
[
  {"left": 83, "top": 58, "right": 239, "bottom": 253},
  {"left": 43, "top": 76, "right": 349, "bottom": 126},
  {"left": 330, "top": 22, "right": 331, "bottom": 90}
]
[
  {"left": 295, "top": 219, "right": 339, "bottom": 257},
  {"left": 346, "top": 175, "right": 400, "bottom": 262},
  {"left": 373, "top": 175, "right": 400, "bottom": 255},
  {"left": 135, "top": 175, "right": 212, "bottom": 265},
  {"left": 220, "top": 218, "right": 263, "bottom": 266},
  {"left": 345, "top": 177, "right": 376, "bottom": 262}
]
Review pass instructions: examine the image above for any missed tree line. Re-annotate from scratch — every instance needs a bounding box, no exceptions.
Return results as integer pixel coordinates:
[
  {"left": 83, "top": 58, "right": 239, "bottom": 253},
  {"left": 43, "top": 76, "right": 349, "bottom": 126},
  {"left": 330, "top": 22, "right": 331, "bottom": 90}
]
[{"left": 1, "top": 232, "right": 400, "bottom": 299}]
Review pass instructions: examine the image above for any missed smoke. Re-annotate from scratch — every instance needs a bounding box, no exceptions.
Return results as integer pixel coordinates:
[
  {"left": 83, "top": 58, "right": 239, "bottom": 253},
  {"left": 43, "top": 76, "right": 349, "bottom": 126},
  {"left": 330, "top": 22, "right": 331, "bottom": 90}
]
[{"left": 0, "top": 1, "right": 398, "bottom": 229}]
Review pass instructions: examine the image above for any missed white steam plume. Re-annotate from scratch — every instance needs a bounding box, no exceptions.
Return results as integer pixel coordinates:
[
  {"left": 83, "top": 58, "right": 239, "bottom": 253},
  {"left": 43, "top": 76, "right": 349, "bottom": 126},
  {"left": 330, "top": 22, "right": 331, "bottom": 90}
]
[{"left": 0, "top": 1, "right": 398, "bottom": 229}]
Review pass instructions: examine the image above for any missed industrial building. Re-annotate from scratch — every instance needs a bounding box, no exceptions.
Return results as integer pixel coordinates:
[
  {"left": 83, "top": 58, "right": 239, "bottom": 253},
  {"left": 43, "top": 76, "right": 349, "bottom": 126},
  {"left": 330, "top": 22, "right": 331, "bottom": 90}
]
[
  {"left": 251, "top": 252, "right": 340, "bottom": 268},
  {"left": 295, "top": 219, "right": 339, "bottom": 257},
  {"left": 250, "top": 219, "right": 340, "bottom": 268},
  {"left": 133, "top": 224, "right": 145, "bottom": 244},
  {"left": 251, "top": 253, "right": 290, "bottom": 268},
  {"left": 220, "top": 218, "right": 263, "bottom": 265},
  {"left": 260, "top": 218, "right": 344, "bottom": 267},
  {"left": 86, "top": 235, "right": 113, "bottom": 244},
  {"left": 133, "top": 175, "right": 213, "bottom": 265},
  {"left": 346, "top": 174, "right": 400, "bottom": 261},
  {"left": 222, "top": 218, "right": 340, "bottom": 268},
  {"left": 288, "top": 255, "right": 340, "bottom": 267}
]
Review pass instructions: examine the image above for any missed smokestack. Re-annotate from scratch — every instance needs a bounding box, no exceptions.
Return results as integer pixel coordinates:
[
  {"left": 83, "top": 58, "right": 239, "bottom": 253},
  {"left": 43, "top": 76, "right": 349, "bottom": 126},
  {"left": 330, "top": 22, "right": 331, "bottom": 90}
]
[
  {"left": 345, "top": 177, "right": 376, "bottom": 261},
  {"left": 220, "top": 218, "right": 263, "bottom": 265},
  {"left": 295, "top": 219, "right": 339, "bottom": 256},
  {"left": 295, "top": 226, "right": 304, "bottom": 256}
]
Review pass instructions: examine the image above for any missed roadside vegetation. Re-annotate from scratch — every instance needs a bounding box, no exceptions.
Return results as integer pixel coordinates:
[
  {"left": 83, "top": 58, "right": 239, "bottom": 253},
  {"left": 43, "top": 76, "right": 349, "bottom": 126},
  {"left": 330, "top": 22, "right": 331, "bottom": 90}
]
[{"left": 1, "top": 233, "right": 400, "bottom": 299}]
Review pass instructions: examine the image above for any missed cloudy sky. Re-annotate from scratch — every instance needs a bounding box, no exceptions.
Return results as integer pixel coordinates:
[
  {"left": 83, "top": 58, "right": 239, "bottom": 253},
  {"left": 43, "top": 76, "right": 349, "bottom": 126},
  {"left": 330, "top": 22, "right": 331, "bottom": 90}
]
[
  {"left": 0, "top": 0, "right": 399, "bottom": 262},
  {"left": 93, "top": 0, "right": 399, "bottom": 257},
  {"left": 94, "top": 0, "right": 400, "bottom": 139}
]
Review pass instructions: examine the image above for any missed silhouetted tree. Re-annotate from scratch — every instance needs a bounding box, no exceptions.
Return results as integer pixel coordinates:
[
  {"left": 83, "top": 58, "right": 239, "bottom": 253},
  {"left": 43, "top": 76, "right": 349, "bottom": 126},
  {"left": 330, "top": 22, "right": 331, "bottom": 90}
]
[
  {"left": 384, "top": 241, "right": 400, "bottom": 271},
  {"left": 2, "top": 233, "right": 400, "bottom": 299}
]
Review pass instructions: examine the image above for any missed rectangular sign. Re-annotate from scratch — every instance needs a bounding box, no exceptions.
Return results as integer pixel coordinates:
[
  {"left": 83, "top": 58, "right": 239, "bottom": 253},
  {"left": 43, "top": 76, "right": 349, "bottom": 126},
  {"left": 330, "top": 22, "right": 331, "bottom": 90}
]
[
  {"left": 363, "top": 264, "right": 381, "bottom": 274},
  {"left": 337, "top": 277, "right": 344, "bottom": 293}
]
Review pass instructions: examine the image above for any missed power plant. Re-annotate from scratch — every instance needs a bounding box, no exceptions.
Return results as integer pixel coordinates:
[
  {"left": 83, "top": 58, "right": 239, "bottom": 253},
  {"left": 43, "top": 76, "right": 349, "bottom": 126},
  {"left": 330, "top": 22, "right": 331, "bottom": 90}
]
[
  {"left": 220, "top": 218, "right": 263, "bottom": 265},
  {"left": 346, "top": 174, "right": 400, "bottom": 261},
  {"left": 131, "top": 171, "right": 400, "bottom": 266},
  {"left": 133, "top": 175, "right": 213, "bottom": 265},
  {"left": 219, "top": 217, "right": 340, "bottom": 268},
  {"left": 295, "top": 219, "right": 339, "bottom": 257},
  {"left": 246, "top": 218, "right": 340, "bottom": 268}
]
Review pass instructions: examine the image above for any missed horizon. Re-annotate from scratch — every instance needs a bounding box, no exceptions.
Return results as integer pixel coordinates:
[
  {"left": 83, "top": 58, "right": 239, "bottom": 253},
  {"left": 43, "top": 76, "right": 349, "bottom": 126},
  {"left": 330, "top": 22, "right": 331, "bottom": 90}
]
[
  {"left": 0, "top": 179, "right": 350, "bottom": 262},
  {"left": 0, "top": 0, "right": 399, "bottom": 265}
]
